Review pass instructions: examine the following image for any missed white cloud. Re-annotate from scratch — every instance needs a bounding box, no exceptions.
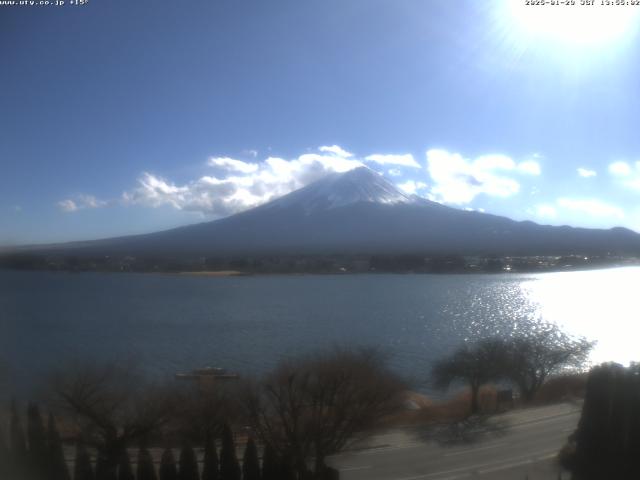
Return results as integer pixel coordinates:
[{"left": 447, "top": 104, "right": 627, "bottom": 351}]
[
  {"left": 57, "top": 195, "right": 107, "bottom": 213},
  {"left": 208, "top": 157, "right": 259, "bottom": 174},
  {"left": 397, "top": 180, "right": 428, "bottom": 195},
  {"left": 58, "top": 145, "right": 542, "bottom": 218},
  {"left": 517, "top": 160, "right": 541, "bottom": 175},
  {"left": 319, "top": 145, "right": 353, "bottom": 157},
  {"left": 577, "top": 167, "right": 597, "bottom": 178},
  {"left": 557, "top": 197, "right": 624, "bottom": 219},
  {"left": 426, "top": 149, "right": 530, "bottom": 205},
  {"left": 123, "top": 146, "right": 364, "bottom": 216},
  {"left": 365, "top": 153, "right": 421, "bottom": 168},
  {"left": 535, "top": 204, "right": 558, "bottom": 218},
  {"left": 609, "top": 161, "right": 632, "bottom": 176},
  {"left": 474, "top": 154, "right": 515, "bottom": 171},
  {"left": 608, "top": 161, "right": 640, "bottom": 190},
  {"left": 57, "top": 199, "right": 78, "bottom": 212},
  {"left": 78, "top": 194, "right": 107, "bottom": 209}
]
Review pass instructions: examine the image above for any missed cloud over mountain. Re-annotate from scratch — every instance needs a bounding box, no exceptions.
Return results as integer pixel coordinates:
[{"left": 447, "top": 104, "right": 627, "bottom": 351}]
[
  {"left": 56, "top": 145, "right": 548, "bottom": 218},
  {"left": 365, "top": 153, "right": 420, "bottom": 168},
  {"left": 121, "top": 146, "right": 364, "bottom": 216},
  {"left": 426, "top": 149, "right": 541, "bottom": 205}
]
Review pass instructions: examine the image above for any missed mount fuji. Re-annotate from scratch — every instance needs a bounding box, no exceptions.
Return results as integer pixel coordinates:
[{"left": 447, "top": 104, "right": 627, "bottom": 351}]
[{"left": 16, "top": 167, "right": 640, "bottom": 257}]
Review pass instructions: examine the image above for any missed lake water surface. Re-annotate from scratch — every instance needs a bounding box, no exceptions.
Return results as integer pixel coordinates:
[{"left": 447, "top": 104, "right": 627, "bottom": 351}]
[{"left": 1, "top": 267, "right": 638, "bottom": 395}]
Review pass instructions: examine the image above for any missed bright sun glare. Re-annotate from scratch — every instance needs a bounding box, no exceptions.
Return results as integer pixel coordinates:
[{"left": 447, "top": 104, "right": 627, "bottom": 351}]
[{"left": 505, "top": 0, "right": 640, "bottom": 47}]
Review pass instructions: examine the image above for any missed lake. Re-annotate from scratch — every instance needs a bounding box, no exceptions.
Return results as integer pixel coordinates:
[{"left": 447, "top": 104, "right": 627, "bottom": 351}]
[{"left": 1, "top": 267, "right": 638, "bottom": 396}]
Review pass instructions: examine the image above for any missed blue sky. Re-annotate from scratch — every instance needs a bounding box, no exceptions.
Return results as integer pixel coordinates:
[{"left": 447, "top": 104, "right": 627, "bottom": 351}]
[{"left": 2, "top": 0, "right": 640, "bottom": 245}]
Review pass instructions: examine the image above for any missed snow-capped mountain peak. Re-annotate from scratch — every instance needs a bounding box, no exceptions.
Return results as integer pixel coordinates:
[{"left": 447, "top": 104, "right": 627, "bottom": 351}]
[{"left": 262, "top": 166, "right": 418, "bottom": 213}]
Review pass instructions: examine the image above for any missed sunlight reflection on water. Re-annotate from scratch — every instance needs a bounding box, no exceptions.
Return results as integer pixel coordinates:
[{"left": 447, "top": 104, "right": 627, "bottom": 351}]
[
  {"left": 1, "top": 267, "right": 639, "bottom": 396},
  {"left": 521, "top": 266, "right": 640, "bottom": 366}
]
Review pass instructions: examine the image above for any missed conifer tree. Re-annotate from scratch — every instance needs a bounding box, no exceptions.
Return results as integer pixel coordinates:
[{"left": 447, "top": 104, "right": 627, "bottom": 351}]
[
  {"left": 48, "top": 413, "right": 71, "bottom": 480},
  {"left": 137, "top": 446, "right": 157, "bottom": 480},
  {"left": 9, "top": 400, "right": 27, "bottom": 461},
  {"left": 201, "top": 435, "right": 219, "bottom": 480},
  {"left": 260, "top": 444, "right": 278, "bottom": 480},
  {"left": 27, "top": 403, "right": 48, "bottom": 478},
  {"left": 0, "top": 425, "right": 10, "bottom": 480},
  {"left": 242, "top": 438, "right": 260, "bottom": 480},
  {"left": 568, "top": 363, "right": 640, "bottom": 479},
  {"left": 95, "top": 453, "right": 107, "bottom": 480},
  {"left": 96, "top": 451, "right": 117, "bottom": 480},
  {"left": 74, "top": 442, "right": 95, "bottom": 480},
  {"left": 117, "top": 449, "right": 135, "bottom": 480},
  {"left": 9, "top": 400, "right": 27, "bottom": 480},
  {"left": 219, "top": 424, "right": 240, "bottom": 480},
  {"left": 160, "top": 448, "right": 178, "bottom": 480},
  {"left": 178, "top": 444, "right": 199, "bottom": 480},
  {"left": 278, "top": 453, "right": 296, "bottom": 480}
]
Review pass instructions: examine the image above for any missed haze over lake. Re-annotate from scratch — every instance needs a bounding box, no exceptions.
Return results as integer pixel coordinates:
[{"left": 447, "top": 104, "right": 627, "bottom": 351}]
[{"left": 1, "top": 267, "right": 637, "bottom": 395}]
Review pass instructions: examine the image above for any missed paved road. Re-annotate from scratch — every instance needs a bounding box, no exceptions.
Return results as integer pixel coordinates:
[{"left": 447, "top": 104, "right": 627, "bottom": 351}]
[{"left": 328, "top": 402, "right": 581, "bottom": 480}]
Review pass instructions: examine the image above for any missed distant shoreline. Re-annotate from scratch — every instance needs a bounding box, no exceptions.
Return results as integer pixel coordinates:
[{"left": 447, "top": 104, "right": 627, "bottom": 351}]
[
  {"left": 175, "top": 262, "right": 639, "bottom": 277},
  {"left": 178, "top": 270, "right": 246, "bottom": 277},
  {"left": 1, "top": 252, "right": 639, "bottom": 276},
  {"left": 2, "top": 262, "right": 640, "bottom": 277}
]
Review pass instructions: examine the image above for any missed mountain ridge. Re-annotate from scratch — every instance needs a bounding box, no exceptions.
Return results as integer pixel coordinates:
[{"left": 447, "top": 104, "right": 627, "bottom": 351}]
[{"left": 5, "top": 166, "right": 640, "bottom": 259}]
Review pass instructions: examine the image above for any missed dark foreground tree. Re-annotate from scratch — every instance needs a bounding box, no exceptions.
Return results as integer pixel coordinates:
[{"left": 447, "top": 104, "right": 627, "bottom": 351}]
[
  {"left": 201, "top": 435, "right": 219, "bottom": 480},
  {"left": 96, "top": 451, "right": 117, "bottom": 480},
  {"left": 95, "top": 452, "right": 112, "bottom": 480},
  {"left": 243, "top": 348, "right": 405, "bottom": 478},
  {"left": 27, "top": 403, "right": 48, "bottom": 478},
  {"left": 74, "top": 442, "right": 95, "bottom": 480},
  {"left": 160, "top": 448, "right": 178, "bottom": 480},
  {"left": 136, "top": 446, "right": 157, "bottom": 480},
  {"left": 174, "top": 381, "right": 241, "bottom": 445},
  {"left": 242, "top": 437, "right": 260, "bottom": 480},
  {"left": 278, "top": 453, "right": 296, "bottom": 480},
  {"left": 48, "top": 413, "right": 71, "bottom": 480},
  {"left": 10, "top": 400, "right": 27, "bottom": 466},
  {"left": 0, "top": 425, "right": 10, "bottom": 480},
  {"left": 260, "top": 443, "right": 278, "bottom": 480},
  {"left": 219, "top": 424, "right": 240, "bottom": 480},
  {"left": 505, "top": 323, "right": 593, "bottom": 403},
  {"left": 562, "top": 363, "right": 640, "bottom": 479},
  {"left": 117, "top": 449, "right": 135, "bottom": 480},
  {"left": 51, "top": 362, "right": 176, "bottom": 478},
  {"left": 179, "top": 444, "right": 199, "bottom": 480},
  {"left": 432, "top": 338, "right": 507, "bottom": 415}
]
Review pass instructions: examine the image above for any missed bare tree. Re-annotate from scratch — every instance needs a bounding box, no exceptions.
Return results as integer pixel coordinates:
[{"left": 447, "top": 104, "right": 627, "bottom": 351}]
[
  {"left": 171, "top": 380, "right": 241, "bottom": 444},
  {"left": 431, "top": 338, "right": 507, "bottom": 415},
  {"left": 505, "top": 323, "right": 593, "bottom": 403},
  {"left": 49, "top": 362, "right": 177, "bottom": 477},
  {"left": 243, "top": 348, "right": 406, "bottom": 478},
  {"left": 432, "top": 323, "right": 593, "bottom": 412}
]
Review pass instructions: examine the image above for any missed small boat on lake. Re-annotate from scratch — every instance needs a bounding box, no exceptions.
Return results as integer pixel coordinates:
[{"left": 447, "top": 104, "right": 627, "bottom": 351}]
[{"left": 175, "top": 367, "right": 240, "bottom": 381}]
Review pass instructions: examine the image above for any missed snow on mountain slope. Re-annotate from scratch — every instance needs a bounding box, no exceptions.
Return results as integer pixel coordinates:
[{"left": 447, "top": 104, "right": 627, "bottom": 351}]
[{"left": 259, "top": 166, "right": 418, "bottom": 213}]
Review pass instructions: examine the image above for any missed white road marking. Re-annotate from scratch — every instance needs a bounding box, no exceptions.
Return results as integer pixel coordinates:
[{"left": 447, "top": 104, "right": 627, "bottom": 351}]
[
  {"left": 443, "top": 441, "right": 507, "bottom": 457},
  {"left": 342, "top": 442, "right": 427, "bottom": 456},
  {"left": 478, "top": 453, "right": 557, "bottom": 474},
  {"left": 340, "top": 465, "right": 372, "bottom": 472},
  {"left": 390, "top": 449, "right": 558, "bottom": 480}
]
